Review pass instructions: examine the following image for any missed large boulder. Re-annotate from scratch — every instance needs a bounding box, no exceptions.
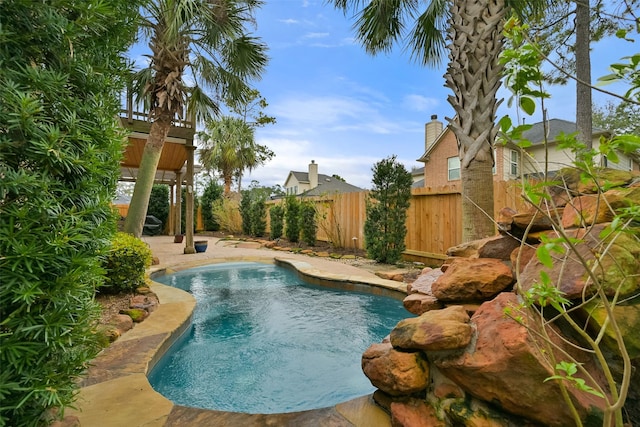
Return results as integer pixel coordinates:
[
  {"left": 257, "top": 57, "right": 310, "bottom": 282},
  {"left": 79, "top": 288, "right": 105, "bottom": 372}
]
[
  {"left": 390, "top": 306, "right": 473, "bottom": 352},
  {"left": 561, "top": 187, "right": 640, "bottom": 228},
  {"left": 580, "top": 298, "right": 640, "bottom": 360},
  {"left": 432, "top": 293, "right": 607, "bottom": 426},
  {"left": 431, "top": 258, "right": 514, "bottom": 302},
  {"left": 519, "top": 223, "right": 640, "bottom": 300},
  {"left": 361, "top": 342, "right": 429, "bottom": 396}
]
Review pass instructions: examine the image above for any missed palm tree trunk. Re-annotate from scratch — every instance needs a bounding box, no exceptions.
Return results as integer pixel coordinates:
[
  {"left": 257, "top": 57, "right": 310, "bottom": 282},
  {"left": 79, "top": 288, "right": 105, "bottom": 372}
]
[
  {"left": 123, "top": 114, "right": 172, "bottom": 237},
  {"left": 223, "top": 174, "right": 232, "bottom": 196},
  {"left": 445, "top": 0, "right": 506, "bottom": 242}
]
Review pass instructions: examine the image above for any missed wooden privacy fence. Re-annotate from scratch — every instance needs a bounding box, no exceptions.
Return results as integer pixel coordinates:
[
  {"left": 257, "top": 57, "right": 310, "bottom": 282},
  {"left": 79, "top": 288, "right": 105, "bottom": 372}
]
[{"left": 267, "top": 180, "right": 527, "bottom": 262}]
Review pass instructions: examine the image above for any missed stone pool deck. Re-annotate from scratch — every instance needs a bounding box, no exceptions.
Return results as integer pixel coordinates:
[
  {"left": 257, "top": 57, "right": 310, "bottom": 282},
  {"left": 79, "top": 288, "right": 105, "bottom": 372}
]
[{"left": 68, "top": 236, "right": 408, "bottom": 426}]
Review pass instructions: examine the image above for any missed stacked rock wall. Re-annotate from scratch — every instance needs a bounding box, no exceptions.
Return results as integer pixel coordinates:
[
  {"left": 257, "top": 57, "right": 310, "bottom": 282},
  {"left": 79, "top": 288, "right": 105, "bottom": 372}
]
[{"left": 361, "top": 169, "right": 640, "bottom": 426}]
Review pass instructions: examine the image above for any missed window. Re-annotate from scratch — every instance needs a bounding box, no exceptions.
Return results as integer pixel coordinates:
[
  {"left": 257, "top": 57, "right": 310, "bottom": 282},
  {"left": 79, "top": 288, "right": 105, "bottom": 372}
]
[
  {"left": 448, "top": 156, "right": 460, "bottom": 181},
  {"left": 510, "top": 149, "right": 519, "bottom": 176}
]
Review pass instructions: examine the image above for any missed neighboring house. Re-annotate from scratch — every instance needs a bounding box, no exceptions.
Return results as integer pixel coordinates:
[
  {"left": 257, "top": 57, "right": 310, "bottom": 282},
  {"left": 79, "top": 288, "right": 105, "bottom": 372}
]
[
  {"left": 411, "top": 166, "right": 425, "bottom": 188},
  {"left": 416, "top": 116, "right": 639, "bottom": 187},
  {"left": 283, "top": 160, "right": 363, "bottom": 196}
]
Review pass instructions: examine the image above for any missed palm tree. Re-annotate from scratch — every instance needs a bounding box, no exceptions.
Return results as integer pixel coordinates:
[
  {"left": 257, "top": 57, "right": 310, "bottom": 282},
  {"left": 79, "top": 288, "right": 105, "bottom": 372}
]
[
  {"left": 123, "top": 0, "right": 268, "bottom": 237},
  {"left": 331, "top": 0, "right": 547, "bottom": 242},
  {"left": 198, "top": 116, "right": 274, "bottom": 196}
]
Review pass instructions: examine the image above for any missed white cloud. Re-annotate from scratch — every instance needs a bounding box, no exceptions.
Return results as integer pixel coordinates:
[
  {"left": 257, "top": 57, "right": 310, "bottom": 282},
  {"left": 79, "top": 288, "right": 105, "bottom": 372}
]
[
  {"left": 403, "top": 94, "right": 440, "bottom": 112},
  {"left": 303, "top": 32, "right": 329, "bottom": 39}
]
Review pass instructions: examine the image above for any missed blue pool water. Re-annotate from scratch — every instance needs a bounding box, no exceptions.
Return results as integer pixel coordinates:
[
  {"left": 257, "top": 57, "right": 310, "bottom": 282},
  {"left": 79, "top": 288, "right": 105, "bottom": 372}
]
[{"left": 149, "top": 262, "right": 409, "bottom": 414}]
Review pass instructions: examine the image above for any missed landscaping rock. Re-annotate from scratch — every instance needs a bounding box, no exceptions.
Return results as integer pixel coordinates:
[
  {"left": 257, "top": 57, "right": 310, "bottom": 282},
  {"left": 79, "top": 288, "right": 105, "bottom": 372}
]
[
  {"left": 402, "top": 293, "right": 443, "bottom": 315},
  {"left": 476, "top": 234, "right": 523, "bottom": 261},
  {"left": 433, "top": 293, "right": 607, "bottom": 426},
  {"left": 361, "top": 342, "right": 429, "bottom": 396},
  {"left": 390, "top": 398, "right": 445, "bottom": 427},
  {"left": 431, "top": 258, "right": 514, "bottom": 302},
  {"left": 376, "top": 270, "right": 407, "bottom": 282},
  {"left": 111, "top": 314, "right": 134, "bottom": 333},
  {"left": 561, "top": 186, "right": 640, "bottom": 228},
  {"left": 519, "top": 223, "right": 640, "bottom": 300},
  {"left": 407, "top": 268, "right": 443, "bottom": 294},
  {"left": 119, "top": 308, "right": 148, "bottom": 323},
  {"left": 130, "top": 295, "right": 158, "bottom": 313},
  {"left": 390, "top": 305, "right": 472, "bottom": 352}
]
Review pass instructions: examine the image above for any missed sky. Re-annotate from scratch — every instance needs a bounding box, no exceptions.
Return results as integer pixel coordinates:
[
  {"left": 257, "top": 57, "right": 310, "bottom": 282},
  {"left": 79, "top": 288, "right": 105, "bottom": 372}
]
[{"left": 131, "top": 1, "right": 637, "bottom": 191}]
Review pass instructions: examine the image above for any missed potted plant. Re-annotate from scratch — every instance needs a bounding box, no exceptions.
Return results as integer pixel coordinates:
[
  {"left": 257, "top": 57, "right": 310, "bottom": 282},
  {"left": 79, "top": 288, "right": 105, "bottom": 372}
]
[
  {"left": 174, "top": 234, "right": 184, "bottom": 243},
  {"left": 194, "top": 240, "right": 208, "bottom": 253}
]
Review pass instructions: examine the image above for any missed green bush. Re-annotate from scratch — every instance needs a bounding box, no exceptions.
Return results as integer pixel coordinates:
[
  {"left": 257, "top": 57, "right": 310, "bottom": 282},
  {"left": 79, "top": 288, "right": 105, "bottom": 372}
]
[
  {"left": 270, "top": 204, "right": 284, "bottom": 239},
  {"left": 285, "top": 195, "right": 301, "bottom": 243},
  {"left": 201, "top": 180, "right": 223, "bottom": 231},
  {"left": 300, "top": 201, "right": 317, "bottom": 246},
  {"left": 240, "top": 186, "right": 269, "bottom": 237},
  {"left": 250, "top": 198, "right": 267, "bottom": 237},
  {"left": 364, "top": 156, "right": 412, "bottom": 264},
  {"left": 101, "top": 233, "right": 153, "bottom": 294},
  {"left": 147, "top": 184, "right": 170, "bottom": 232},
  {"left": 0, "top": 1, "right": 138, "bottom": 425},
  {"left": 240, "top": 190, "right": 252, "bottom": 235}
]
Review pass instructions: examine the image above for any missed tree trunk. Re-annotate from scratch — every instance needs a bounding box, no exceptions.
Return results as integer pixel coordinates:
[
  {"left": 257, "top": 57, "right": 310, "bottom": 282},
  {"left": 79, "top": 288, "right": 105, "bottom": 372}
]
[
  {"left": 123, "top": 114, "right": 172, "bottom": 237},
  {"left": 575, "top": 0, "right": 593, "bottom": 150},
  {"left": 223, "top": 173, "right": 232, "bottom": 196},
  {"left": 445, "top": 0, "right": 505, "bottom": 242}
]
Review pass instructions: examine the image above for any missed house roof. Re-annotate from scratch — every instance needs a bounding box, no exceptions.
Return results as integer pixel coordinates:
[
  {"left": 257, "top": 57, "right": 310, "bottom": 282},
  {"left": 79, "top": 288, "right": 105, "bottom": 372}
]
[
  {"left": 300, "top": 174, "right": 363, "bottom": 196},
  {"left": 522, "top": 118, "right": 610, "bottom": 144},
  {"left": 417, "top": 124, "right": 452, "bottom": 162},
  {"left": 412, "top": 178, "right": 425, "bottom": 188}
]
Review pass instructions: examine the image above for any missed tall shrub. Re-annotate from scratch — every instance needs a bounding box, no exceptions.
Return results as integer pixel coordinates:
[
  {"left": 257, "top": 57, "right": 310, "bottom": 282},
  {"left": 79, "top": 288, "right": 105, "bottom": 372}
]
[
  {"left": 240, "top": 188, "right": 268, "bottom": 237},
  {"left": 239, "top": 190, "right": 252, "bottom": 235},
  {"left": 300, "top": 201, "right": 317, "bottom": 246},
  {"left": 147, "top": 184, "right": 170, "bottom": 232},
  {"left": 212, "top": 197, "right": 243, "bottom": 234},
  {"left": 200, "top": 180, "right": 223, "bottom": 231},
  {"left": 0, "top": 1, "right": 138, "bottom": 425},
  {"left": 250, "top": 198, "right": 267, "bottom": 237},
  {"left": 269, "top": 204, "right": 284, "bottom": 240},
  {"left": 364, "top": 156, "right": 412, "bottom": 264},
  {"left": 285, "top": 195, "right": 301, "bottom": 243}
]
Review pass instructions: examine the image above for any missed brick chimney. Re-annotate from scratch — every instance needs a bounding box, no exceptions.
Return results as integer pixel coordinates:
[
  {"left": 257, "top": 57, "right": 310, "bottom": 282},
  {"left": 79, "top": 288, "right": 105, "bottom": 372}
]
[
  {"left": 309, "top": 160, "right": 318, "bottom": 189},
  {"left": 425, "top": 114, "right": 443, "bottom": 151}
]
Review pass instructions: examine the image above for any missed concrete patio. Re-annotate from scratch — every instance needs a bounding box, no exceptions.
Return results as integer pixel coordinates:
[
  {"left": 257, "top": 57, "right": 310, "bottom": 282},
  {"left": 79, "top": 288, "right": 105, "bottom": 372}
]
[{"left": 68, "top": 236, "right": 408, "bottom": 426}]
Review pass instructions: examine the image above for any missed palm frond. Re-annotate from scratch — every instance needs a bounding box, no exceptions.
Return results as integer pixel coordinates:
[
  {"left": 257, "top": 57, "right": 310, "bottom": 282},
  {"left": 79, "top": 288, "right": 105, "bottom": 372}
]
[
  {"left": 186, "top": 85, "right": 220, "bottom": 124},
  {"left": 408, "top": 0, "right": 448, "bottom": 66}
]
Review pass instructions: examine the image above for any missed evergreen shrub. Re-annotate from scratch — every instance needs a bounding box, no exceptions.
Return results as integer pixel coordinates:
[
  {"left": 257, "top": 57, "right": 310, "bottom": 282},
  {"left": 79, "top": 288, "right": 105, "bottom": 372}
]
[
  {"left": 364, "top": 156, "right": 412, "bottom": 264},
  {"left": 201, "top": 181, "right": 223, "bottom": 231},
  {"left": 0, "top": 1, "right": 138, "bottom": 424},
  {"left": 300, "top": 201, "right": 317, "bottom": 246},
  {"left": 270, "top": 204, "right": 284, "bottom": 239},
  {"left": 147, "top": 185, "right": 170, "bottom": 232},
  {"left": 285, "top": 195, "right": 301, "bottom": 243}
]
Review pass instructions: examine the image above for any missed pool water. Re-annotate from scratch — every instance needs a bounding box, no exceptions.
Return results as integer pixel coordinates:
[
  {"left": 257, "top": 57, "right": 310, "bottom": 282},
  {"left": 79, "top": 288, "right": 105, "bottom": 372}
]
[{"left": 149, "top": 262, "right": 409, "bottom": 414}]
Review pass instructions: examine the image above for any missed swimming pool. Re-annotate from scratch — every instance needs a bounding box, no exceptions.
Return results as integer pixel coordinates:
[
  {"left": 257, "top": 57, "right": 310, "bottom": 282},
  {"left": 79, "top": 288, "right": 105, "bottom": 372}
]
[{"left": 149, "top": 261, "right": 409, "bottom": 414}]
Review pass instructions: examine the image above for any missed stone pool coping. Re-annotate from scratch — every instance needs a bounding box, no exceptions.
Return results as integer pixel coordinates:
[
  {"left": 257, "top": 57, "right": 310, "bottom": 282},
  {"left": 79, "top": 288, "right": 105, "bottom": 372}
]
[{"left": 69, "top": 247, "right": 404, "bottom": 426}]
